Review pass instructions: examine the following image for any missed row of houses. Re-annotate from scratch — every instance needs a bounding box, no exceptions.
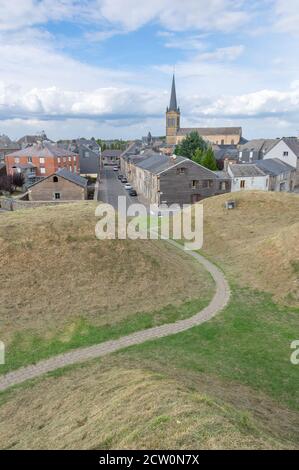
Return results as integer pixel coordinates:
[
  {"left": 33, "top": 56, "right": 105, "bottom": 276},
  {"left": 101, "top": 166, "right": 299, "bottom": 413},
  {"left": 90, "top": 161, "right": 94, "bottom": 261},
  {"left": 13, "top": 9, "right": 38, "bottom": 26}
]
[
  {"left": 121, "top": 151, "right": 230, "bottom": 205},
  {"left": 119, "top": 142, "right": 298, "bottom": 206}
]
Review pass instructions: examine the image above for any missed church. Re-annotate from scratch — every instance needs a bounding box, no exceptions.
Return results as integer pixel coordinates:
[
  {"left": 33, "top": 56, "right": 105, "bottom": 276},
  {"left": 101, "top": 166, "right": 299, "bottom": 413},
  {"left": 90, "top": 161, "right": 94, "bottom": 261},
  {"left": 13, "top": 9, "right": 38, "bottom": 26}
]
[{"left": 166, "top": 75, "right": 242, "bottom": 147}]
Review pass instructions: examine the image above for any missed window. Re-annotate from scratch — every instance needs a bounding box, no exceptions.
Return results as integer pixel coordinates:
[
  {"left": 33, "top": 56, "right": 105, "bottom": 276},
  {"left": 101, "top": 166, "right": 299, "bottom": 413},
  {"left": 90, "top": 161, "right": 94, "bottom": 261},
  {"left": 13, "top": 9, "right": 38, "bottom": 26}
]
[
  {"left": 240, "top": 180, "right": 245, "bottom": 189},
  {"left": 231, "top": 139, "right": 235, "bottom": 145},
  {"left": 57, "top": 157, "right": 61, "bottom": 163},
  {"left": 14, "top": 157, "right": 20, "bottom": 163},
  {"left": 221, "top": 139, "right": 225, "bottom": 145},
  {"left": 28, "top": 157, "right": 32, "bottom": 163},
  {"left": 283, "top": 151, "right": 289, "bottom": 156},
  {"left": 220, "top": 182, "right": 226, "bottom": 191},
  {"left": 54, "top": 193, "right": 61, "bottom": 200},
  {"left": 40, "top": 157, "right": 45, "bottom": 164},
  {"left": 53, "top": 176, "right": 58, "bottom": 183},
  {"left": 177, "top": 167, "right": 186, "bottom": 175},
  {"left": 202, "top": 180, "right": 208, "bottom": 188},
  {"left": 40, "top": 168, "right": 46, "bottom": 174},
  {"left": 192, "top": 180, "right": 199, "bottom": 189},
  {"left": 84, "top": 152, "right": 89, "bottom": 158},
  {"left": 68, "top": 156, "right": 72, "bottom": 162}
]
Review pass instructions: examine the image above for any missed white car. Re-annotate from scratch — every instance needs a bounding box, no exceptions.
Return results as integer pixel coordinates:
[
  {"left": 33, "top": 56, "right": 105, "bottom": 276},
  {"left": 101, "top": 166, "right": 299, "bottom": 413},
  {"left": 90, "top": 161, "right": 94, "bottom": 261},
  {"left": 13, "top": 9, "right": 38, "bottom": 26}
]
[
  {"left": 113, "top": 166, "right": 118, "bottom": 171},
  {"left": 124, "top": 183, "right": 132, "bottom": 190}
]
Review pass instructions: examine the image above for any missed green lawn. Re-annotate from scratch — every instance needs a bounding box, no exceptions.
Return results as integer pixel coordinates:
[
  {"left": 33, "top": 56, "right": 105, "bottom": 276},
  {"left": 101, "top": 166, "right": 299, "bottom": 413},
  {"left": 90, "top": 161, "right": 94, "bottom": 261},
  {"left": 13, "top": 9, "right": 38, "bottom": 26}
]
[
  {"left": 0, "top": 297, "right": 210, "bottom": 374},
  {"left": 121, "top": 284, "right": 299, "bottom": 411}
]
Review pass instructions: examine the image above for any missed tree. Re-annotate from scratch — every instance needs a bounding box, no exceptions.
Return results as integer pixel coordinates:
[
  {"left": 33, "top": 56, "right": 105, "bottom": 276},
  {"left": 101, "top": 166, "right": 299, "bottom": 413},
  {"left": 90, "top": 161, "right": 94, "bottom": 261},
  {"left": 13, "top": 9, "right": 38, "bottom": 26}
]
[
  {"left": 0, "top": 175, "right": 14, "bottom": 193},
  {"left": 12, "top": 172, "right": 24, "bottom": 188},
  {"left": 200, "top": 147, "right": 218, "bottom": 171},
  {"left": 175, "top": 131, "right": 207, "bottom": 159},
  {"left": 192, "top": 147, "right": 204, "bottom": 165}
]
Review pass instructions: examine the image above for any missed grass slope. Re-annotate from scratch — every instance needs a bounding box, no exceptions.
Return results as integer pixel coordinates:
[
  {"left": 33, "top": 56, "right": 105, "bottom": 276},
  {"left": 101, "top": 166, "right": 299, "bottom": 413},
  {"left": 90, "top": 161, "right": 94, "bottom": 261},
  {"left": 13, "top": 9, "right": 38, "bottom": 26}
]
[
  {"left": 0, "top": 202, "right": 213, "bottom": 371},
  {"left": 0, "top": 359, "right": 297, "bottom": 450},
  {"left": 201, "top": 191, "right": 299, "bottom": 305},
  {"left": 0, "top": 192, "right": 298, "bottom": 449}
]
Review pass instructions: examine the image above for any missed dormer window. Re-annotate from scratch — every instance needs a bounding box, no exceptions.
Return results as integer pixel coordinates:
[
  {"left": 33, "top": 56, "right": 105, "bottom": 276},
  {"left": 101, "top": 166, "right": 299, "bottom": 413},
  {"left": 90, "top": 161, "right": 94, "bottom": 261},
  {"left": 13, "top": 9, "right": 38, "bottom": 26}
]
[{"left": 53, "top": 176, "right": 58, "bottom": 183}]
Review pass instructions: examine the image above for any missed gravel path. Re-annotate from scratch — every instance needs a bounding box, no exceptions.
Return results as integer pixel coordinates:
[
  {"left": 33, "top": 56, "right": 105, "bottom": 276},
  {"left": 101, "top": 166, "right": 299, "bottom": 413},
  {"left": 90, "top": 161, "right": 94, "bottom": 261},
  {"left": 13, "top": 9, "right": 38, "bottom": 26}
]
[{"left": 0, "top": 240, "right": 230, "bottom": 392}]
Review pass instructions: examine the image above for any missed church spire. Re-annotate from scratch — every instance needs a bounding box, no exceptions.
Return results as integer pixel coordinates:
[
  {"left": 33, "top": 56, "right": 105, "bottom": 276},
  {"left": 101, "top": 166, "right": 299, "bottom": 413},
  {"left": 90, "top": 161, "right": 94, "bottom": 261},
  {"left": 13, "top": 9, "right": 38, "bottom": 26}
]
[{"left": 168, "top": 74, "right": 178, "bottom": 111}]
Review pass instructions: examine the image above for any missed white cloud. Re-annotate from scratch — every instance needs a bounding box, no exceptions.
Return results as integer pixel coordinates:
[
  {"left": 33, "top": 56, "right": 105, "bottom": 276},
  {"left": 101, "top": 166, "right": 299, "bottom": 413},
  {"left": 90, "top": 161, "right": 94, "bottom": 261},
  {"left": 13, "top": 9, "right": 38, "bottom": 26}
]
[
  {"left": 274, "top": 0, "right": 299, "bottom": 35},
  {"left": 0, "top": 0, "right": 249, "bottom": 33},
  {"left": 199, "top": 86, "right": 299, "bottom": 118},
  {"left": 197, "top": 45, "right": 245, "bottom": 62}
]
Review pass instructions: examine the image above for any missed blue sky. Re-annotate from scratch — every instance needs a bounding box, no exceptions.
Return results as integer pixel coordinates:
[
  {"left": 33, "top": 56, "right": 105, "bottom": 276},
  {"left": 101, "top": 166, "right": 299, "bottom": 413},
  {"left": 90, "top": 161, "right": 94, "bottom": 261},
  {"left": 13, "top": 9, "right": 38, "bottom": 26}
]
[{"left": 1, "top": 0, "right": 299, "bottom": 140}]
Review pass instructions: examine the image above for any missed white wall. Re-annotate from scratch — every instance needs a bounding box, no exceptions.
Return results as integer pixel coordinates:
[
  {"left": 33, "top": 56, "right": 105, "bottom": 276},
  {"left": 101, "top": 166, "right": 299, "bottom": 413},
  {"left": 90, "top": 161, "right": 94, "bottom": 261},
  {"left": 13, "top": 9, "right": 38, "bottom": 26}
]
[
  {"left": 264, "top": 140, "right": 298, "bottom": 168},
  {"left": 230, "top": 175, "right": 268, "bottom": 192}
]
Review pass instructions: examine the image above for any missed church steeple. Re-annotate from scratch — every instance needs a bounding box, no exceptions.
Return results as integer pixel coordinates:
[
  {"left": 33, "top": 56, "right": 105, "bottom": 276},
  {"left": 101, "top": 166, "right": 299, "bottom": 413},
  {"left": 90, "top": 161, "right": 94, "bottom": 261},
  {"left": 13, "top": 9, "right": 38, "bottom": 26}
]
[
  {"left": 166, "top": 74, "right": 180, "bottom": 145},
  {"left": 168, "top": 74, "right": 178, "bottom": 112}
]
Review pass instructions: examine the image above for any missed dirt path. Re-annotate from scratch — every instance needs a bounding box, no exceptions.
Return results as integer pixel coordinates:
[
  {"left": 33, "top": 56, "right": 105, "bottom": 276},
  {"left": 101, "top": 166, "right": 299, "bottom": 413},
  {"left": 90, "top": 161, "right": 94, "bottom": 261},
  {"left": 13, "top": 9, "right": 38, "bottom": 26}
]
[{"left": 0, "top": 240, "right": 230, "bottom": 392}]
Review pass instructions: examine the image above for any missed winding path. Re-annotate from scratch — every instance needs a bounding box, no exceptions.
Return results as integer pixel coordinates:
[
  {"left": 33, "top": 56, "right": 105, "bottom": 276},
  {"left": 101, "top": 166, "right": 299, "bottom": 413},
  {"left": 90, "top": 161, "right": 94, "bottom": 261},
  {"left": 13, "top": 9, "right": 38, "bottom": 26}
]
[{"left": 0, "top": 240, "right": 230, "bottom": 392}]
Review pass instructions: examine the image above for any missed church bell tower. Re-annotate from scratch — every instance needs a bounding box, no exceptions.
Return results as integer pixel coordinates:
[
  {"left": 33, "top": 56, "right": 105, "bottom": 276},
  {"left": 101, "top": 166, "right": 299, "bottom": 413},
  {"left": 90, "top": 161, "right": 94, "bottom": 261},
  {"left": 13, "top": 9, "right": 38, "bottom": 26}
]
[{"left": 166, "top": 74, "right": 180, "bottom": 145}]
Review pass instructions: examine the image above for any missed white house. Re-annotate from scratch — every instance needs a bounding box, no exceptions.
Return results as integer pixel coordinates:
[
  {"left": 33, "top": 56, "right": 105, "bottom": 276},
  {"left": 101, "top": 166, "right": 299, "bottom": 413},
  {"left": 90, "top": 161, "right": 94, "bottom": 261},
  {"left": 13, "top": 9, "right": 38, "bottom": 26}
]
[
  {"left": 228, "top": 164, "right": 268, "bottom": 192},
  {"left": 263, "top": 137, "right": 299, "bottom": 186},
  {"left": 228, "top": 158, "right": 296, "bottom": 192}
]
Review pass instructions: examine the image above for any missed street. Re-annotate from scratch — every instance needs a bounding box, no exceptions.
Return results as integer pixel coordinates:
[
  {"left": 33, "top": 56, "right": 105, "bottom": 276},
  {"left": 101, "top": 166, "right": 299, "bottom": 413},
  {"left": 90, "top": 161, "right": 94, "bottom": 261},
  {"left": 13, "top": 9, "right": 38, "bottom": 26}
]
[{"left": 98, "top": 165, "right": 144, "bottom": 210}]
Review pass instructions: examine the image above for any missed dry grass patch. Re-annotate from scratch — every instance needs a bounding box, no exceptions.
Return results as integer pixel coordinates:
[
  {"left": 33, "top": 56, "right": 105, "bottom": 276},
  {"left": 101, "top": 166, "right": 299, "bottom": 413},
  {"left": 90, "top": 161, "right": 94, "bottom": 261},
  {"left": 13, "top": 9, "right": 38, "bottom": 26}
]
[
  {"left": 201, "top": 191, "right": 299, "bottom": 305},
  {"left": 0, "top": 202, "right": 213, "bottom": 346},
  {"left": 0, "top": 358, "right": 296, "bottom": 450}
]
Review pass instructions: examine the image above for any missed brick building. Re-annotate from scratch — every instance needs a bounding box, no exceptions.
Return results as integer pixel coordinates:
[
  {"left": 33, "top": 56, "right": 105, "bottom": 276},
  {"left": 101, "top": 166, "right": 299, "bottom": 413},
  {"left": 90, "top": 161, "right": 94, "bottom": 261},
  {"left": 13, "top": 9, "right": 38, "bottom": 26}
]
[
  {"left": 28, "top": 169, "right": 88, "bottom": 201},
  {"left": 5, "top": 143, "right": 80, "bottom": 185}
]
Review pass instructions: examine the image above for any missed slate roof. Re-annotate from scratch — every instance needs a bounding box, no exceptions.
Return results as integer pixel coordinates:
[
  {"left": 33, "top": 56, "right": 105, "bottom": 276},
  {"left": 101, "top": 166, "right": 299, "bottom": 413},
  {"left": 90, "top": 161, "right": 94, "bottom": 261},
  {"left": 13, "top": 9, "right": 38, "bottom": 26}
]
[
  {"left": 102, "top": 149, "right": 123, "bottom": 157},
  {"left": 56, "top": 169, "right": 88, "bottom": 187},
  {"left": 255, "top": 158, "right": 295, "bottom": 176},
  {"left": 6, "top": 143, "right": 76, "bottom": 158},
  {"left": 177, "top": 127, "right": 242, "bottom": 137},
  {"left": 135, "top": 153, "right": 186, "bottom": 174},
  {"left": 12, "top": 162, "right": 36, "bottom": 169},
  {"left": 281, "top": 137, "right": 299, "bottom": 157},
  {"left": 239, "top": 139, "right": 278, "bottom": 154},
  {"left": 229, "top": 164, "right": 266, "bottom": 177},
  {"left": 214, "top": 171, "right": 230, "bottom": 180}
]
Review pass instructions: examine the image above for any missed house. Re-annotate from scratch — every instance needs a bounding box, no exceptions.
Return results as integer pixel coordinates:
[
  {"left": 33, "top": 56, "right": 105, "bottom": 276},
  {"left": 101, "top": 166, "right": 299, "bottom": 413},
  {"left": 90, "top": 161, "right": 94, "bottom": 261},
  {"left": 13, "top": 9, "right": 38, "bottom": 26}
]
[
  {"left": 17, "top": 131, "right": 52, "bottom": 148},
  {"left": 102, "top": 149, "right": 122, "bottom": 166},
  {"left": 255, "top": 159, "right": 297, "bottom": 192},
  {"left": 6, "top": 143, "right": 80, "bottom": 185},
  {"left": 238, "top": 139, "right": 278, "bottom": 163},
  {"left": 76, "top": 142, "right": 101, "bottom": 178},
  {"left": 165, "top": 74, "right": 243, "bottom": 146},
  {"left": 228, "top": 158, "right": 296, "bottom": 192},
  {"left": 0, "top": 135, "right": 21, "bottom": 162},
  {"left": 123, "top": 152, "right": 229, "bottom": 205},
  {"left": 263, "top": 137, "right": 299, "bottom": 187},
  {"left": 28, "top": 169, "right": 88, "bottom": 201}
]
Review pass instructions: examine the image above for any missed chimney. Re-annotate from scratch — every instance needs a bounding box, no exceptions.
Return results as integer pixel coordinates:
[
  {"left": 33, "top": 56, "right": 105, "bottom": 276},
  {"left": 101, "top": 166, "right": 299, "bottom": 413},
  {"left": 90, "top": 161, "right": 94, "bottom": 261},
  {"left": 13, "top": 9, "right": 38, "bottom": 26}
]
[{"left": 223, "top": 158, "right": 229, "bottom": 172}]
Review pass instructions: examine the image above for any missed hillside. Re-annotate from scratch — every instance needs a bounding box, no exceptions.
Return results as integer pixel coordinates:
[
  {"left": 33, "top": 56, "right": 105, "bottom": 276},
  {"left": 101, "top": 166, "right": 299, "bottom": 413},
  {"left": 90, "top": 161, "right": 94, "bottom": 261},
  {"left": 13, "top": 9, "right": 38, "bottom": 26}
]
[
  {"left": 201, "top": 191, "right": 299, "bottom": 305},
  {"left": 0, "top": 193, "right": 298, "bottom": 450},
  {"left": 0, "top": 202, "right": 213, "bottom": 370},
  {"left": 0, "top": 358, "right": 297, "bottom": 450}
]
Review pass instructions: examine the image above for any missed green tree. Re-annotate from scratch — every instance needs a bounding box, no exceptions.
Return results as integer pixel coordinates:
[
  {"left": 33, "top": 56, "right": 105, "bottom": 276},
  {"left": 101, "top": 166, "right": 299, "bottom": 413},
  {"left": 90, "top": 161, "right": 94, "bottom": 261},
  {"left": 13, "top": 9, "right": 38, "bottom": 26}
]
[
  {"left": 192, "top": 147, "right": 204, "bottom": 165},
  {"left": 200, "top": 147, "right": 218, "bottom": 171},
  {"left": 175, "top": 131, "right": 207, "bottom": 159}
]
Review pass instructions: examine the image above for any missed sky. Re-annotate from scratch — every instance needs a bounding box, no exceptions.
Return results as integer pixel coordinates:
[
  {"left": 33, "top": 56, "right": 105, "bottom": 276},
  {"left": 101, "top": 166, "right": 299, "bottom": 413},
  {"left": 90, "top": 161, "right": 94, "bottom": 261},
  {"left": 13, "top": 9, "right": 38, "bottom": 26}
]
[{"left": 1, "top": 0, "right": 299, "bottom": 141}]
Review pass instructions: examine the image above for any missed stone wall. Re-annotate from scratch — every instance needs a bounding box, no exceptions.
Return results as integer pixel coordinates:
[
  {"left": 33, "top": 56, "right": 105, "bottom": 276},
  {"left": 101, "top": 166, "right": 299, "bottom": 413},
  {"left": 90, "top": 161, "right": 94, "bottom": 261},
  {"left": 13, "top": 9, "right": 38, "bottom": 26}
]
[{"left": 0, "top": 198, "right": 82, "bottom": 211}]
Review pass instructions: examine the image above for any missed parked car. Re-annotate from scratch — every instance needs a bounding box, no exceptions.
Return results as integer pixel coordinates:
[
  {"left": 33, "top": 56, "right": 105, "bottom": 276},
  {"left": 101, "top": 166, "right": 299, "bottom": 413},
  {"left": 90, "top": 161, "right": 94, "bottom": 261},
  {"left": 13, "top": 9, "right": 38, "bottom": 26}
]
[
  {"left": 117, "top": 174, "right": 123, "bottom": 180},
  {"left": 113, "top": 166, "right": 118, "bottom": 171},
  {"left": 121, "top": 178, "right": 128, "bottom": 183},
  {"left": 129, "top": 189, "right": 137, "bottom": 196},
  {"left": 124, "top": 183, "right": 132, "bottom": 190}
]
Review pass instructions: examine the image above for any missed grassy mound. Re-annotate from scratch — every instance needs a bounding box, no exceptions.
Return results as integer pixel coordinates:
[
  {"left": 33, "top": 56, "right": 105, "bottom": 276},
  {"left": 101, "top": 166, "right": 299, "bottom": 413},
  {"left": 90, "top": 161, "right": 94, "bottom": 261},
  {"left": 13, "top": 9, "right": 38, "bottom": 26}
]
[
  {"left": 0, "top": 202, "right": 213, "bottom": 355},
  {"left": 201, "top": 191, "right": 299, "bottom": 305},
  {"left": 0, "top": 358, "right": 297, "bottom": 450}
]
